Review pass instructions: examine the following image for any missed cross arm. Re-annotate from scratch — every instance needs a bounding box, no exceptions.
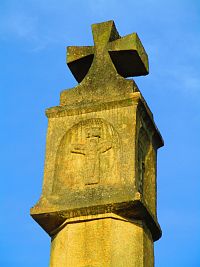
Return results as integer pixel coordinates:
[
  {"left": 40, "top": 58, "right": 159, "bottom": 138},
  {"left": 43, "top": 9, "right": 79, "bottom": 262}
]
[
  {"left": 108, "top": 33, "right": 149, "bottom": 77},
  {"left": 70, "top": 144, "right": 86, "bottom": 155},
  {"left": 67, "top": 46, "right": 94, "bottom": 82},
  {"left": 98, "top": 141, "right": 112, "bottom": 153}
]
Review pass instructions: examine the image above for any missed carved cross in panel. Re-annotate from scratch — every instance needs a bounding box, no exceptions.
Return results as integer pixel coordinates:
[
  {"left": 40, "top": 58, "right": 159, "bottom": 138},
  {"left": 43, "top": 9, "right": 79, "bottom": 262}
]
[
  {"left": 67, "top": 20, "right": 149, "bottom": 83},
  {"left": 71, "top": 126, "right": 112, "bottom": 185},
  {"left": 138, "top": 140, "right": 145, "bottom": 194},
  {"left": 137, "top": 127, "right": 150, "bottom": 194}
]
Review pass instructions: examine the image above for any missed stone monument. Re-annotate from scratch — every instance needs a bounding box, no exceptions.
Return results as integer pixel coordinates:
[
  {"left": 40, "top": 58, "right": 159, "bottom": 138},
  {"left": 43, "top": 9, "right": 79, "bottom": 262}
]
[{"left": 31, "top": 20, "right": 164, "bottom": 267}]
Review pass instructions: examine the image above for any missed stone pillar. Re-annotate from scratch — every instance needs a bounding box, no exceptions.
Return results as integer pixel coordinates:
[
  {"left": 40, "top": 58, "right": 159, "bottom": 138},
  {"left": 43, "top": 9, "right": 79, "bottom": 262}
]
[
  {"left": 50, "top": 214, "right": 154, "bottom": 267},
  {"left": 31, "top": 20, "right": 164, "bottom": 267}
]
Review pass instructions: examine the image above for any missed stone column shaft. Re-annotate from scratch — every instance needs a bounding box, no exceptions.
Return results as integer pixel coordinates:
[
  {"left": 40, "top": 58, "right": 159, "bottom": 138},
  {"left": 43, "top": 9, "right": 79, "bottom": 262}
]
[{"left": 50, "top": 214, "right": 154, "bottom": 267}]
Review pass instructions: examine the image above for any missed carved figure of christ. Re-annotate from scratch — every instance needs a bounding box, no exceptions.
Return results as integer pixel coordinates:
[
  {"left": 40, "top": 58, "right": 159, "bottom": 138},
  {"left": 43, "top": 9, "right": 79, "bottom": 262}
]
[{"left": 71, "top": 134, "right": 112, "bottom": 185}]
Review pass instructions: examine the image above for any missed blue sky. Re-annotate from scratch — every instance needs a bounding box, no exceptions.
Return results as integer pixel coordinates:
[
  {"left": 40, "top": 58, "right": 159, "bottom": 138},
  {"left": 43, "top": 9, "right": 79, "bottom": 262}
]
[{"left": 0, "top": 0, "right": 200, "bottom": 266}]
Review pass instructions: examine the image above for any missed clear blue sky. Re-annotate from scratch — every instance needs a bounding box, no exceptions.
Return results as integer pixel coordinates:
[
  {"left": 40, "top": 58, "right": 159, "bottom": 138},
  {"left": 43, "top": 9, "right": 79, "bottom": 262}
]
[{"left": 0, "top": 0, "right": 200, "bottom": 266}]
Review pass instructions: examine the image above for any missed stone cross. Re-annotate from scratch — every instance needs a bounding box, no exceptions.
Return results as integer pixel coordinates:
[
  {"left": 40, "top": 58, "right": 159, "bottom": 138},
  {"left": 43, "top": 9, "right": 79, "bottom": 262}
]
[
  {"left": 31, "top": 20, "right": 164, "bottom": 267},
  {"left": 71, "top": 127, "right": 112, "bottom": 185},
  {"left": 67, "top": 20, "right": 149, "bottom": 83}
]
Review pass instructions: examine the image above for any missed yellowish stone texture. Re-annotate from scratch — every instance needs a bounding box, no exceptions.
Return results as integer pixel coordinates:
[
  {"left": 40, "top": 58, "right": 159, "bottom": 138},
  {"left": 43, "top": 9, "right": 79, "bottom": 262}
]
[
  {"left": 31, "top": 20, "right": 163, "bottom": 267},
  {"left": 50, "top": 214, "right": 154, "bottom": 267}
]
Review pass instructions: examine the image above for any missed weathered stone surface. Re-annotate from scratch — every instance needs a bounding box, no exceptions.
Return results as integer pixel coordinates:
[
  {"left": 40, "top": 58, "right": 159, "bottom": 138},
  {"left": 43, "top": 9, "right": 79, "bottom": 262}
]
[
  {"left": 31, "top": 20, "right": 163, "bottom": 267},
  {"left": 67, "top": 21, "right": 148, "bottom": 84},
  {"left": 50, "top": 214, "right": 154, "bottom": 267},
  {"left": 60, "top": 20, "right": 148, "bottom": 106}
]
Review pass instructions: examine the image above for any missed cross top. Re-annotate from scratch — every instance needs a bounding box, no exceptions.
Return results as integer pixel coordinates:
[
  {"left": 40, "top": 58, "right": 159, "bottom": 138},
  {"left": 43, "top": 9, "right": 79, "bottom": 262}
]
[{"left": 67, "top": 20, "right": 149, "bottom": 83}]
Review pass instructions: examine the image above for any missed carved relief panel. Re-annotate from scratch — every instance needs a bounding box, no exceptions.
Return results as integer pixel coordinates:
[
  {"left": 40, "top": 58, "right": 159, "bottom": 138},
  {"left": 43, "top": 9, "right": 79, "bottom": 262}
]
[
  {"left": 137, "top": 127, "right": 150, "bottom": 194},
  {"left": 52, "top": 118, "right": 120, "bottom": 194}
]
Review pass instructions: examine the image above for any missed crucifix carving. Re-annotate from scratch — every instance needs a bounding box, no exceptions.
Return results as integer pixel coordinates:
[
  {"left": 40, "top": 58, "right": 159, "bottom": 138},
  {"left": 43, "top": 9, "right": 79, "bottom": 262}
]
[
  {"left": 137, "top": 127, "right": 150, "bottom": 194},
  {"left": 71, "top": 126, "right": 112, "bottom": 185},
  {"left": 138, "top": 140, "right": 145, "bottom": 194}
]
